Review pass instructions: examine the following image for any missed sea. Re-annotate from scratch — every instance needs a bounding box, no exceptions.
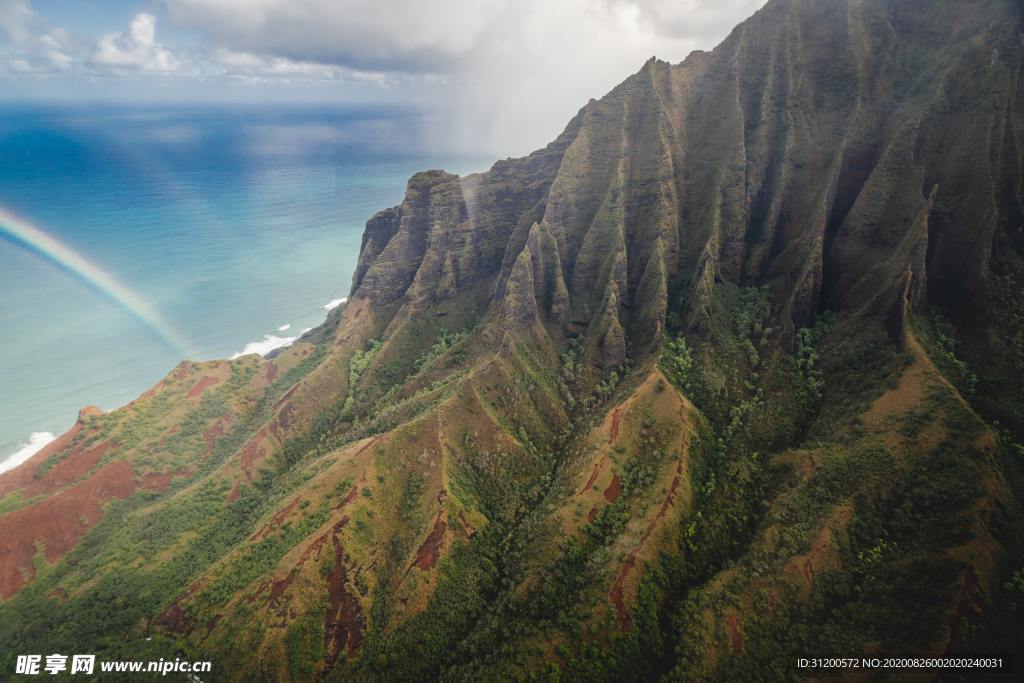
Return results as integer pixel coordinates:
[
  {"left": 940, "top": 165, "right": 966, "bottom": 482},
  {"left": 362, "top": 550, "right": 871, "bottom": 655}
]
[{"left": 0, "top": 103, "right": 490, "bottom": 470}]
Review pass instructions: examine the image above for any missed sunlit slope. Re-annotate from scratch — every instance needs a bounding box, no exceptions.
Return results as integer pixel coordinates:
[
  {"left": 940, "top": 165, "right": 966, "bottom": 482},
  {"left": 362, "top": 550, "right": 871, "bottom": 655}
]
[{"left": 1, "top": 0, "right": 1023, "bottom": 680}]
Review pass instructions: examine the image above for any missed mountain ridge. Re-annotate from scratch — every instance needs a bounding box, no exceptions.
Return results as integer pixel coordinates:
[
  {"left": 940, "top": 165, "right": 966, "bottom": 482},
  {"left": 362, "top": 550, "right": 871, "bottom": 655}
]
[{"left": 1, "top": 0, "right": 1023, "bottom": 680}]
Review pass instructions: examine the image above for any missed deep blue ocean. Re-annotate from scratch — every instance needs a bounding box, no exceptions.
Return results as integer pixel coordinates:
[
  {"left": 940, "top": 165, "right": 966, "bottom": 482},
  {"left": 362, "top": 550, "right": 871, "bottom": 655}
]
[{"left": 0, "top": 104, "right": 489, "bottom": 466}]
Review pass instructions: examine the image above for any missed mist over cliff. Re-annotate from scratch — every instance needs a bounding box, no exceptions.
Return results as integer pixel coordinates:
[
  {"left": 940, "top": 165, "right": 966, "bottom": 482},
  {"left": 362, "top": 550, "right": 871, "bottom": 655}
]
[{"left": 1, "top": 1, "right": 1022, "bottom": 680}]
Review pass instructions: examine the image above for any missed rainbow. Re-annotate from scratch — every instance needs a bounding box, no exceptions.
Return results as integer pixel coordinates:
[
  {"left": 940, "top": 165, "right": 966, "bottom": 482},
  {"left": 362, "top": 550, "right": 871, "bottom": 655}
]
[{"left": 0, "top": 205, "right": 191, "bottom": 358}]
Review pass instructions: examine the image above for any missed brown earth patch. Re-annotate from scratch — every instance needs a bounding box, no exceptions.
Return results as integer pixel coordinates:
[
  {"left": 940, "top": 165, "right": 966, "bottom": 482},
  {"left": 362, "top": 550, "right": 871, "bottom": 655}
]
[
  {"left": 335, "top": 485, "right": 359, "bottom": 511},
  {"left": 457, "top": 510, "right": 476, "bottom": 538},
  {"left": 173, "top": 362, "right": 192, "bottom": 381},
  {"left": 239, "top": 437, "right": 268, "bottom": 482},
  {"left": 202, "top": 412, "right": 233, "bottom": 457},
  {"left": 26, "top": 440, "right": 111, "bottom": 497},
  {"left": 413, "top": 512, "right": 447, "bottom": 571},
  {"left": 784, "top": 505, "right": 851, "bottom": 600},
  {"left": 157, "top": 578, "right": 205, "bottom": 633},
  {"left": 0, "top": 461, "right": 136, "bottom": 598},
  {"left": 140, "top": 471, "right": 172, "bottom": 492},
  {"left": 226, "top": 482, "right": 240, "bottom": 503},
  {"left": 265, "top": 362, "right": 279, "bottom": 383},
  {"left": 245, "top": 579, "right": 270, "bottom": 604},
  {"left": 587, "top": 506, "right": 599, "bottom": 522},
  {"left": 158, "top": 602, "right": 193, "bottom": 633},
  {"left": 579, "top": 462, "right": 602, "bottom": 495},
  {"left": 273, "top": 400, "right": 296, "bottom": 435},
  {"left": 725, "top": 612, "right": 743, "bottom": 653},
  {"left": 609, "top": 462, "right": 683, "bottom": 624},
  {"left": 0, "top": 421, "right": 85, "bottom": 497},
  {"left": 609, "top": 407, "right": 623, "bottom": 443},
  {"left": 603, "top": 475, "right": 621, "bottom": 503},
  {"left": 252, "top": 497, "right": 301, "bottom": 540},
  {"left": 324, "top": 532, "right": 366, "bottom": 661},
  {"left": 269, "top": 570, "right": 296, "bottom": 608},
  {"left": 188, "top": 375, "right": 222, "bottom": 399},
  {"left": 273, "top": 383, "right": 301, "bottom": 410},
  {"left": 204, "top": 615, "right": 222, "bottom": 639}
]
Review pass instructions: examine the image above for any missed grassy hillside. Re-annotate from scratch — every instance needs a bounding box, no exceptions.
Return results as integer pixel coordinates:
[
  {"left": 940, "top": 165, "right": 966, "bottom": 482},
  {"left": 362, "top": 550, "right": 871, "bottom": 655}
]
[{"left": 1, "top": 0, "right": 1023, "bottom": 680}]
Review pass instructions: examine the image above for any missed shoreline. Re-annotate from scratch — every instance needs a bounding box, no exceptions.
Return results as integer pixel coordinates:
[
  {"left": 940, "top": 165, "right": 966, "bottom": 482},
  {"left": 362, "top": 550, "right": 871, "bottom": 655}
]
[{"left": 0, "top": 295, "right": 348, "bottom": 474}]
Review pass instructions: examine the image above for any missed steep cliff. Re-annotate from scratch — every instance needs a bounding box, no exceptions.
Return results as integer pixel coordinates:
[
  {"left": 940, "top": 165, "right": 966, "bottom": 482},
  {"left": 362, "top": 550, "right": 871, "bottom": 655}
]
[{"left": 2, "top": 0, "right": 1023, "bottom": 680}]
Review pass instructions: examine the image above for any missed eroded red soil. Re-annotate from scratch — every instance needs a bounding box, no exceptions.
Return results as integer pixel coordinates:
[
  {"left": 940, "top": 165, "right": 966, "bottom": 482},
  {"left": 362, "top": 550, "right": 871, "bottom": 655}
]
[
  {"left": 252, "top": 497, "right": 301, "bottom": 540},
  {"left": 0, "top": 421, "right": 85, "bottom": 498},
  {"left": 726, "top": 613, "right": 744, "bottom": 653},
  {"left": 609, "top": 407, "right": 623, "bottom": 443},
  {"left": 140, "top": 471, "right": 172, "bottom": 492},
  {"left": 202, "top": 413, "right": 233, "bottom": 457},
  {"left": 239, "top": 439, "right": 268, "bottom": 482},
  {"left": 0, "top": 460, "right": 136, "bottom": 598},
  {"left": 609, "top": 462, "right": 683, "bottom": 624},
  {"left": 413, "top": 512, "right": 447, "bottom": 570},
  {"left": 579, "top": 462, "right": 602, "bottom": 495},
  {"left": 188, "top": 375, "right": 222, "bottom": 399},
  {"left": 157, "top": 577, "right": 206, "bottom": 633},
  {"left": 25, "top": 440, "right": 111, "bottom": 497},
  {"left": 324, "top": 529, "right": 366, "bottom": 660},
  {"left": 603, "top": 475, "right": 621, "bottom": 503}
]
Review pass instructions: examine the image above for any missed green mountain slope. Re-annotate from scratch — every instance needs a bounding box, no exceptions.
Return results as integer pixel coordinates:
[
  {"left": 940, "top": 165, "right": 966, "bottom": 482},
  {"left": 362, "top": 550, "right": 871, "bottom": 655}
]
[{"left": 2, "top": 0, "right": 1023, "bottom": 680}]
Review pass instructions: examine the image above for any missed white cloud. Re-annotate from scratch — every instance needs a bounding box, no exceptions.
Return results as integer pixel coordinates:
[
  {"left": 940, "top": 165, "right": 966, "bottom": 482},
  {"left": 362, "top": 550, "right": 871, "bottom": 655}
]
[
  {"left": 0, "top": 0, "right": 74, "bottom": 73},
  {"left": 209, "top": 46, "right": 388, "bottom": 84},
  {"left": 167, "top": 0, "right": 494, "bottom": 73},
  {"left": 3, "top": 0, "right": 766, "bottom": 156},
  {"left": 88, "top": 13, "right": 193, "bottom": 74},
  {"left": 164, "top": 0, "right": 767, "bottom": 155}
]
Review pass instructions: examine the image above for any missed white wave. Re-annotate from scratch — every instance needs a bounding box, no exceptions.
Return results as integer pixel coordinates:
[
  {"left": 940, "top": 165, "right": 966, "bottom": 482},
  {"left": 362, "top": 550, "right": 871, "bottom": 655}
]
[
  {"left": 0, "top": 431, "right": 57, "bottom": 475},
  {"left": 323, "top": 297, "right": 348, "bottom": 311},
  {"left": 277, "top": 323, "right": 291, "bottom": 332},
  {"left": 230, "top": 334, "right": 298, "bottom": 359}
]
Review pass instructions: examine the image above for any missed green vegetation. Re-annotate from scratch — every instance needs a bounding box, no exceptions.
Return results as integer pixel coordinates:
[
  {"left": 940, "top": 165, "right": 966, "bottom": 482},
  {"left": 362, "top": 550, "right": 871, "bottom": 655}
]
[
  {"left": 795, "top": 315, "right": 829, "bottom": 406},
  {"left": 3, "top": 2, "right": 1024, "bottom": 679},
  {"left": 661, "top": 334, "right": 693, "bottom": 392},
  {"left": 414, "top": 329, "right": 468, "bottom": 371},
  {"left": 344, "top": 338, "right": 382, "bottom": 411},
  {"left": 917, "top": 307, "right": 978, "bottom": 395}
]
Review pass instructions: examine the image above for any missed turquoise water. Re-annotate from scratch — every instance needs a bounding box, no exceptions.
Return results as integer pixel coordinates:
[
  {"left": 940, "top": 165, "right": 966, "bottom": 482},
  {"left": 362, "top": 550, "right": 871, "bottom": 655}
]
[{"left": 0, "top": 104, "right": 489, "bottom": 464}]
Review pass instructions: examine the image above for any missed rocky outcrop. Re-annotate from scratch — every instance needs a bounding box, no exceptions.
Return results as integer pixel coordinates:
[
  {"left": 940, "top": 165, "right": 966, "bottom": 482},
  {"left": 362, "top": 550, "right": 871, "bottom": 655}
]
[
  {"left": 1, "top": 1, "right": 1021, "bottom": 680},
  {"left": 350, "top": 0, "right": 1023, "bottom": 381}
]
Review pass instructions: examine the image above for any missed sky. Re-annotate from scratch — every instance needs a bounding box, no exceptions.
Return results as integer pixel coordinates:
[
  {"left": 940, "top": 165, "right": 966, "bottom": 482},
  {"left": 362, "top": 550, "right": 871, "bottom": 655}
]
[{"left": 0, "top": 0, "right": 766, "bottom": 155}]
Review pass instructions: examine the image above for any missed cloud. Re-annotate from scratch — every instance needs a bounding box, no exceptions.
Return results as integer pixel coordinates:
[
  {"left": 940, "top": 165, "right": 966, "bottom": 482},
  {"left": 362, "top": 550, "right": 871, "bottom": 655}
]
[
  {"left": 3, "top": 0, "right": 766, "bottom": 156},
  {"left": 0, "top": 0, "right": 74, "bottom": 73},
  {"left": 209, "top": 47, "right": 390, "bottom": 84},
  {"left": 88, "top": 13, "right": 193, "bottom": 74},
  {"left": 164, "top": 0, "right": 766, "bottom": 154},
  {"left": 166, "top": 0, "right": 494, "bottom": 74}
]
